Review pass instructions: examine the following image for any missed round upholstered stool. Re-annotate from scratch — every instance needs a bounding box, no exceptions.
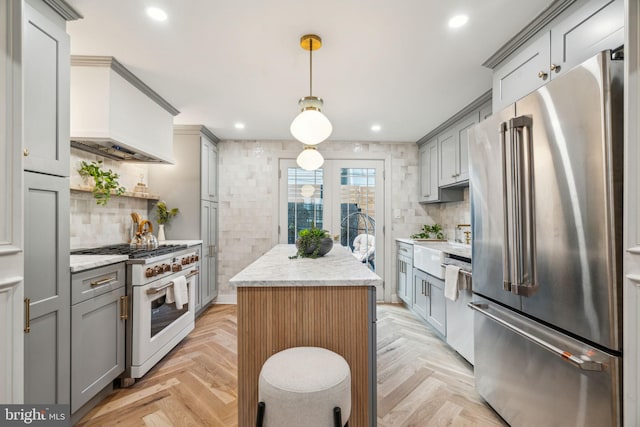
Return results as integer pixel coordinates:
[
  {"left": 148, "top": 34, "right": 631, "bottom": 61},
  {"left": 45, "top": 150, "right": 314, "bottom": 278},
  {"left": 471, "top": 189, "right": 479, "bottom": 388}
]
[{"left": 257, "top": 346, "right": 351, "bottom": 427}]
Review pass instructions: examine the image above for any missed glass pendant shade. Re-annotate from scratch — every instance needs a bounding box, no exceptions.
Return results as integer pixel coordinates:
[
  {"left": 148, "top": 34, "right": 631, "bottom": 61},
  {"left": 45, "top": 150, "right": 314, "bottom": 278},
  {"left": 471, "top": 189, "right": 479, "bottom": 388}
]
[
  {"left": 296, "top": 146, "right": 324, "bottom": 171},
  {"left": 300, "top": 184, "right": 315, "bottom": 198},
  {"left": 290, "top": 109, "right": 333, "bottom": 145}
]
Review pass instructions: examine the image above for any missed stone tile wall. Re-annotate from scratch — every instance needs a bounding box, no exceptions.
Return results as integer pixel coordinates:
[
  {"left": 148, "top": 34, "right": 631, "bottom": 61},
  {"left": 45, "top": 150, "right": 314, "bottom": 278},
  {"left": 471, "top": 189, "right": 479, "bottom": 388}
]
[
  {"left": 217, "top": 139, "right": 435, "bottom": 301},
  {"left": 423, "top": 187, "right": 471, "bottom": 243},
  {"left": 70, "top": 148, "right": 153, "bottom": 249}
]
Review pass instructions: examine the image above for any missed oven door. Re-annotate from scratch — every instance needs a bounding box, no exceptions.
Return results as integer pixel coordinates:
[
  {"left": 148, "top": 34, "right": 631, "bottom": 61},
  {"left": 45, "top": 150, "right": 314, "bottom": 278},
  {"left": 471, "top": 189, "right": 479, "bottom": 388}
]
[{"left": 131, "top": 270, "right": 197, "bottom": 378}]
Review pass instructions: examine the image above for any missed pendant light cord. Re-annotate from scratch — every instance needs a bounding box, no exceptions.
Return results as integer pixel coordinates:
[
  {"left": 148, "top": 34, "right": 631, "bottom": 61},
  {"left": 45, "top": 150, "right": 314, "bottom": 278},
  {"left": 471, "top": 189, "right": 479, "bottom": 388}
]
[{"left": 309, "top": 38, "right": 313, "bottom": 96}]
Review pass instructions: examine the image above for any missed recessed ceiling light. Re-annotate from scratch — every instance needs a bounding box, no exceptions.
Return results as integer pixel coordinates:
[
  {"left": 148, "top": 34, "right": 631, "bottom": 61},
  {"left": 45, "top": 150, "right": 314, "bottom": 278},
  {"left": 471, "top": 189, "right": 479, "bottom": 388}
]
[
  {"left": 448, "top": 14, "right": 469, "bottom": 29},
  {"left": 234, "top": 122, "right": 245, "bottom": 130},
  {"left": 146, "top": 7, "right": 168, "bottom": 22},
  {"left": 371, "top": 124, "right": 381, "bottom": 132}
]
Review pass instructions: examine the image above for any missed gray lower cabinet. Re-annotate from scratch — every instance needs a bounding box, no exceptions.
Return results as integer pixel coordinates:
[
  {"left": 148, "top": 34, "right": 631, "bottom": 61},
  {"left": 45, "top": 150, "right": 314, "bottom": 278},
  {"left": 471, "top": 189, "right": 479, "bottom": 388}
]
[
  {"left": 70, "top": 262, "right": 126, "bottom": 413},
  {"left": 412, "top": 268, "right": 428, "bottom": 319},
  {"left": 412, "top": 268, "right": 446, "bottom": 337},
  {"left": 24, "top": 171, "right": 70, "bottom": 404},
  {"left": 201, "top": 202, "right": 218, "bottom": 306},
  {"left": 397, "top": 242, "right": 413, "bottom": 305}
]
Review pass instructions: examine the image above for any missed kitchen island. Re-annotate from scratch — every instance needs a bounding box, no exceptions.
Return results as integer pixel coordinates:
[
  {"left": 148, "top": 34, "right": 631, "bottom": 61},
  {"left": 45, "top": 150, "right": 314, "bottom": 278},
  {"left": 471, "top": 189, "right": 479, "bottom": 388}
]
[{"left": 230, "top": 244, "right": 382, "bottom": 427}]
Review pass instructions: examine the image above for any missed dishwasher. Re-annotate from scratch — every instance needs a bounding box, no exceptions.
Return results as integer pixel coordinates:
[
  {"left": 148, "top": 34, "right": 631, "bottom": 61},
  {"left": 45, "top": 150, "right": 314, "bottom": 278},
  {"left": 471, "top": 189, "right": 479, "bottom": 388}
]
[{"left": 443, "top": 255, "right": 474, "bottom": 365}]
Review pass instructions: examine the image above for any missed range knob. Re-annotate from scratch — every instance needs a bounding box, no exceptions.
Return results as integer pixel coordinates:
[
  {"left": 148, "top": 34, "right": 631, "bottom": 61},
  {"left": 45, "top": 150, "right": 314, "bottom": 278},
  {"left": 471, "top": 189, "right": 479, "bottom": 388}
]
[
  {"left": 195, "top": 254, "right": 199, "bottom": 261},
  {"left": 181, "top": 257, "right": 187, "bottom": 265},
  {"left": 145, "top": 268, "right": 155, "bottom": 278},
  {"left": 153, "top": 266, "right": 162, "bottom": 276},
  {"left": 162, "top": 264, "right": 171, "bottom": 272},
  {"left": 190, "top": 255, "right": 196, "bottom": 263},
  {"left": 172, "top": 263, "right": 182, "bottom": 272}
]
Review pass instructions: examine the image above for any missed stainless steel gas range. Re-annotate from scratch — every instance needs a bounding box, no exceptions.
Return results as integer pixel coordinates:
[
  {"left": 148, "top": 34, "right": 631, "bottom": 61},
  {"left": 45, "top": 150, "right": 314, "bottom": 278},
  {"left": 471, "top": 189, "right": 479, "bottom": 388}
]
[{"left": 71, "top": 243, "right": 201, "bottom": 383}]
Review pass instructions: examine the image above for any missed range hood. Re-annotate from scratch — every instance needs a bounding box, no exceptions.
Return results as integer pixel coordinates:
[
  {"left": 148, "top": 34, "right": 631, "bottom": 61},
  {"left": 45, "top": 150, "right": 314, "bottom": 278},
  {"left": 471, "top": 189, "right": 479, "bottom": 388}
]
[{"left": 70, "top": 56, "right": 179, "bottom": 163}]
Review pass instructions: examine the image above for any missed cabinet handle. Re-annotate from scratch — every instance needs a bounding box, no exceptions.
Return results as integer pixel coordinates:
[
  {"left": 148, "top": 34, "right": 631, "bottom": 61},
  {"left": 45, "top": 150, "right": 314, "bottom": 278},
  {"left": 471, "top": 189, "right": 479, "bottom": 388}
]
[
  {"left": 24, "top": 298, "right": 30, "bottom": 333},
  {"left": 23, "top": 148, "right": 29, "bottom": 157},
  {"left": 537, "top": 70, "right": 548, "bottom": 80},
  {"left": 550, "top": 63, "right": 560, "bottom": 73},
  {"left": 91, "top": 277, "right": 114, "bottom": 287},
  {"left": 425, "top": 282, "right": 430, "bottom": 297},
  {"left": 120, "top": 295, "right": 129, "bottom": 320}
]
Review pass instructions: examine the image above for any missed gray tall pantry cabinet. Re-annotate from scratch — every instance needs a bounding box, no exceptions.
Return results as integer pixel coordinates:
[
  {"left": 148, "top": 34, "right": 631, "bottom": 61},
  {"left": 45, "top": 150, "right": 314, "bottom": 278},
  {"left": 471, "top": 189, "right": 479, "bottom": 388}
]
[
  {"left": 22, "top": 0, "right": 78, "bottom": 405},
  {"left": 149, "top": 125, "right": 219, "bottom": 314}
]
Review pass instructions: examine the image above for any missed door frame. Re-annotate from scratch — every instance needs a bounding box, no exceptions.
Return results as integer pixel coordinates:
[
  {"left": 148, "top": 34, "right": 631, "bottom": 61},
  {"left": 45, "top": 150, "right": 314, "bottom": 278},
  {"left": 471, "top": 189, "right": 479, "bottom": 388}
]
[{"left": 277, "top": 150, "right": 392, "bottom": 302}]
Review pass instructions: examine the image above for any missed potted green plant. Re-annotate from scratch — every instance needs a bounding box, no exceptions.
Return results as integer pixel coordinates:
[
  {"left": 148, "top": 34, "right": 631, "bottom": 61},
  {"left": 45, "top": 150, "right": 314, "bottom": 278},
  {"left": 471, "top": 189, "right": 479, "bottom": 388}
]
[
  {"left": 78, "top": 160, "right": 126, "bottom": 206},
  {"left": 411, "top": 223, "right": 445, "bottom": 240},
  {"left": 294, "top": 226, "right": 333, "bottom": 258},
  {"left": 154, "top": 201, "right": 179, "bottom": 241}
]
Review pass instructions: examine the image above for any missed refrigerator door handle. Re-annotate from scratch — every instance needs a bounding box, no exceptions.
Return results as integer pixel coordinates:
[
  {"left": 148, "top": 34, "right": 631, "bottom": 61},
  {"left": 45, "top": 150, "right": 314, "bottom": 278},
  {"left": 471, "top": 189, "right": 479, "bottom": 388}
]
[
  {"left": 500, "top": 121, "right": 512, "bottom": 292},
  {"left": 468, "top": 302, "right": 603, "bottom": 371},
  {"left": 509, "top": 116, "right": 538, "bottom": 297}
]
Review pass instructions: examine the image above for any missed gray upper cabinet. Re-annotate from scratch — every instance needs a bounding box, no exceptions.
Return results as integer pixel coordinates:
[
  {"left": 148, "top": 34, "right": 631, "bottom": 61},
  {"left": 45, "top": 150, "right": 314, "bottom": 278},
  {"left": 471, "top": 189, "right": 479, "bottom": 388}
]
[
  {"left": 439, "top": 112, "right": 478, "bottom": 186},
  {"left": 492, "top": 33, "right": 550, "bottom": 112},
  {"left": 201, "top": 138, "right": 218, "bottom": 202},
  {"left": 491, "top": 0, "right": 623, "bottom": 112},
  {"left": 24, "top": 171, "right": 70, "bottom": 405},
  {"left": 417, "top": 92, "right": 490, "bottom": 203},
  {"left": 23, "top": 0, "right": 70, "bottom": 177},
  {"left": 550, "top": 0, "right": 624, "bottom": 78},
  {"left": 418, "top": 140, "right": 439, "bottom": 202}
]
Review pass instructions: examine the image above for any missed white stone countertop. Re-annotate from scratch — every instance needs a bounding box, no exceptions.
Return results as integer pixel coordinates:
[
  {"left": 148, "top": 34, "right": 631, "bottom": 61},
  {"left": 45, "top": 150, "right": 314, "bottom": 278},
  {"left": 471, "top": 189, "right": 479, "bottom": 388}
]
[
  {"left": 396, "top": 238, "right": 472, "bottom": 260},
  {"left": 229, "top": 244, "right": 382, "bottom": 287},
  {"left": 70, "top": 254, "right": 129, "bottom": 273}
]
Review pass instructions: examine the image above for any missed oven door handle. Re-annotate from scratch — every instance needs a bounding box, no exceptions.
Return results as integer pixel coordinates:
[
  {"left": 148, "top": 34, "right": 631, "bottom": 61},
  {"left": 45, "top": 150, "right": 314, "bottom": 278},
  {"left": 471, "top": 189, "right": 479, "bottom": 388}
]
[{"left": 146, "top": 269, "right": 199, "bottom": 295}]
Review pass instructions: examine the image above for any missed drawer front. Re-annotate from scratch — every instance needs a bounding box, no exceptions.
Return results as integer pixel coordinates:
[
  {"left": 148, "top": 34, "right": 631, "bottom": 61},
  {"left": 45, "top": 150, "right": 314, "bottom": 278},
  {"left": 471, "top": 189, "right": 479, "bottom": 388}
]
[
  {"left": 72, "top": 263, "right": 125, "bottom": 305},
  {"left": 397, "top": 242, "right": 413, "bottom": 258}
]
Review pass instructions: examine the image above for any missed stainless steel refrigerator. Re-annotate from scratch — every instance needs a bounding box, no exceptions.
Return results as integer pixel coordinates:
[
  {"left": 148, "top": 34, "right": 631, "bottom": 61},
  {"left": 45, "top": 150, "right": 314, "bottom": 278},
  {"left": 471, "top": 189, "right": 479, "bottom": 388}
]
[{"left": 468, "top": 50, "right": 623, "bottom": 427}]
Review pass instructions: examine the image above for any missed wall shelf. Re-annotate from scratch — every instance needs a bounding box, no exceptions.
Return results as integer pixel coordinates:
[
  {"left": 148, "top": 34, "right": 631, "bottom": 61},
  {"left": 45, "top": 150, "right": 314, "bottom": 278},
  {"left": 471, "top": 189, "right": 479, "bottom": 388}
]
[{"left": 70, "top": 185, "right": 160, "bottom": 201}]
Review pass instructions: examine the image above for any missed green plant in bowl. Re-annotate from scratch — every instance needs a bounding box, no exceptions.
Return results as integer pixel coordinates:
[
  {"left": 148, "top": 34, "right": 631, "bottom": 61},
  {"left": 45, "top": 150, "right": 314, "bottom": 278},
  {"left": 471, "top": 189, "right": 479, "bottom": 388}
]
[
  {"left": 411, "top": 224, "right": 444, "bottom": 240},
  {"left": 78, "top": 160, "right": 126, "bottom": 206},
  {"left": 293, "top": 226, "right": 333, "bottom": 258}
]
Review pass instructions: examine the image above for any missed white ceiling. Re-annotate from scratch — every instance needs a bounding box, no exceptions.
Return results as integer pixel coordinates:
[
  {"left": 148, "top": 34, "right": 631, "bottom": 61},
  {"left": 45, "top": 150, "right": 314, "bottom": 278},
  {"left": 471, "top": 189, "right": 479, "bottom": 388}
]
[{"left": 66, "top": 0, "right": 553, "bottom": 142}]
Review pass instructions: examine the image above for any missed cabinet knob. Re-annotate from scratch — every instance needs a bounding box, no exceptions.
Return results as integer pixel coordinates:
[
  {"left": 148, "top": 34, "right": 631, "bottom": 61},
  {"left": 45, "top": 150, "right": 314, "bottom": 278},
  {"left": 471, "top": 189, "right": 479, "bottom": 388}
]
[
  {"left": 23, "top": 148, "right": 29, "bottom": 157},
  {"left": 537, "top": 70, "right": 548, "bottom": 80},
  {"left": 550, "top": 63, "right": 560, "bottom": 73}
]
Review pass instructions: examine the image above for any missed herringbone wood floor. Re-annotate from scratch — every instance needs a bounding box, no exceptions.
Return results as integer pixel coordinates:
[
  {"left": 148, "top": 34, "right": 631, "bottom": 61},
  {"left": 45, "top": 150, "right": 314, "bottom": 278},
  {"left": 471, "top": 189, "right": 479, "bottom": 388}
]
[{"left": 77, "top": 303, "right": 506, "bottom": 426}]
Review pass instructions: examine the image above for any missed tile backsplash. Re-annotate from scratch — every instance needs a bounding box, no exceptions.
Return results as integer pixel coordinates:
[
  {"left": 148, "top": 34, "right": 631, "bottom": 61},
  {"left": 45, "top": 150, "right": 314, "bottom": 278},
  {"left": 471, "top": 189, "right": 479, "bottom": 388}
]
[
  {"left": 423, "top": 187, "right": 471, "bottom": 242},
  {"left": 70, "top": 148, "right": 154, "bottom": 249}
]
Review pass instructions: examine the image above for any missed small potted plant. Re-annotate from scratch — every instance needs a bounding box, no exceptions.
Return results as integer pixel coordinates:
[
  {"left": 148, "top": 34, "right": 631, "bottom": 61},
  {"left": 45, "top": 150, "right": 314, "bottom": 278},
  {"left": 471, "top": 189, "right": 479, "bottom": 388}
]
[
  {"left": 293, "top": 226, "right": 333, "bottom": 258},
  {"left": 154, "top": 201, "right": 179, "bottom": 241},
  {"left": 78, "top": 160, "right": 126, "bottom": 206},
  {"left": 411, "top": 223, "right": 445, "bottom": 240}
]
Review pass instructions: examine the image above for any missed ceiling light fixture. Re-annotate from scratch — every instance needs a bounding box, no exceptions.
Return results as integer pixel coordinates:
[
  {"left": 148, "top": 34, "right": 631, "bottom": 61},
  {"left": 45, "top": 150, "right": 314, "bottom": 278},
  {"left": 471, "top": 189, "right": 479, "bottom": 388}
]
[
  {"left": 371, "top": 124, "right": 381, "bottom": 132},
  {"left": 234, "top": 122, "right": 245, "bottom": 129},
  {"left": 146, "top": 7, "right": 168, "bottom": 22},
  {"left": 448, "top": 14, "right": 469, "bottom": 29},
  {"left": 296, "top": 146, "right": 325, "bottom": 171},
  {"left": 291, "top": 34, "right": 332, "bottom": 146}
]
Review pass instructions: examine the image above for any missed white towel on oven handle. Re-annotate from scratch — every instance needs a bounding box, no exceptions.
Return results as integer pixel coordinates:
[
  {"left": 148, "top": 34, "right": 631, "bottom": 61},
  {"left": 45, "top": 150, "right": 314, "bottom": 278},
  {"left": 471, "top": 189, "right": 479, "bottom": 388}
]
[
  {"left": 172, "top": 275, "right": 189, "bottom": 310},
  {"left": 165, "top": 286, "right": 175, "bottom": 304},
  {"left": 444, "top": 264, "right": 461, "bottom": 301}
]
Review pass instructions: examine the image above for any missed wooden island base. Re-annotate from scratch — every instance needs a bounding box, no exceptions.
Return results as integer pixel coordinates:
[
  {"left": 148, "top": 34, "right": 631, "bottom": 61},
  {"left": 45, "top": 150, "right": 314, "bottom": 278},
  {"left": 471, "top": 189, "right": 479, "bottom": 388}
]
[{"left": 237, "top": 285, "right": 376, "bottom": 427}]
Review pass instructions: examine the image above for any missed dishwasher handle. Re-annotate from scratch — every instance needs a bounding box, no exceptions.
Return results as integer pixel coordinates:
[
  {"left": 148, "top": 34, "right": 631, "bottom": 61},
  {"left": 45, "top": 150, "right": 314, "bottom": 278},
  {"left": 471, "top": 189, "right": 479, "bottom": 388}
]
[{"left": 468, "top": 302, "right": 603, "bottom": 372}]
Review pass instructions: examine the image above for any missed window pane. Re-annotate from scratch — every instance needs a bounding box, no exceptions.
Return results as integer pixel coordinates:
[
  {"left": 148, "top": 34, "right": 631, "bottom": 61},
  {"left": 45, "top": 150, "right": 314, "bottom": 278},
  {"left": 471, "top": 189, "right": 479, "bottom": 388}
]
[
  {"left": 287, "top": 167, "right": 324, "bottom": 243},
  {"left": 340, "top": 168, "right": 376, "bottom": 271}
]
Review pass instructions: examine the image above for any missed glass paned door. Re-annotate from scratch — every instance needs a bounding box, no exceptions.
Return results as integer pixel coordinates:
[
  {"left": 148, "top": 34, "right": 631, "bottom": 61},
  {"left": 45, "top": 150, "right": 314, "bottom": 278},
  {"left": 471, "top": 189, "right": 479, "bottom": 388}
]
[{"left": 283, "top": 165, "right": 324, "bottom": 243}]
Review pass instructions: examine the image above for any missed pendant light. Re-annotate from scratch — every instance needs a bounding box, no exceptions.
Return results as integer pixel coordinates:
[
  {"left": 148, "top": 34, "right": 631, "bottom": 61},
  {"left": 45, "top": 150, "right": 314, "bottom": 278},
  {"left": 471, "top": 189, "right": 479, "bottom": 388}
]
[
  {"left": 296, "top": 146, "right": 324, "bottom": 171},
  {"left": 291, "top": 34, "right": 332, "bottom": 146}
]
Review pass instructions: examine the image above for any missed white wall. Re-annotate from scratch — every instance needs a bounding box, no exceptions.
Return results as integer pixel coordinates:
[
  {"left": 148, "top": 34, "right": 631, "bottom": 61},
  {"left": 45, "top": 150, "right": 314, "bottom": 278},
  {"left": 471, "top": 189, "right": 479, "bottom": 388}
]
[{"left": 217, "top": 139, "right": 435, "bottom": 302}]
